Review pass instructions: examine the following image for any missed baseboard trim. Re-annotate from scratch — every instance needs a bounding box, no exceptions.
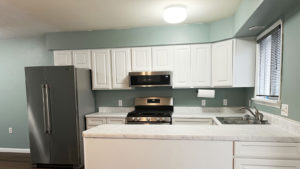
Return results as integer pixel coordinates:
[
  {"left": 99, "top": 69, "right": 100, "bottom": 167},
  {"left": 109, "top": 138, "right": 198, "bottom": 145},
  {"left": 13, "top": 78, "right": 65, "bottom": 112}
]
[{"left": 0, "top": 148, "right": 30, "bottom": 153}]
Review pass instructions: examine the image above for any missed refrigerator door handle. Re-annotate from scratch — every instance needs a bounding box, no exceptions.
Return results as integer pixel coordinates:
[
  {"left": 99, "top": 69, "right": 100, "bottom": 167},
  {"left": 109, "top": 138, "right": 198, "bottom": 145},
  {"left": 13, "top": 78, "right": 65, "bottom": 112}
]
[
  {"left": 44, "top": 84, "right": 52, "bottom": 134},
  {"left": 41, "top": 84, "right": 48, "bottom": 133}
]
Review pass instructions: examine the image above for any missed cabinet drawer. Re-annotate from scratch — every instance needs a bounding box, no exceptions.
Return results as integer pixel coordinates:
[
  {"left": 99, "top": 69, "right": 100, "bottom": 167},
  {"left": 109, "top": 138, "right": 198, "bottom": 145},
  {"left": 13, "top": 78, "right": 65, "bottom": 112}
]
[
  {"left": 86, "top": 125, "right": 98, "bottom": 130},
  {"left": 107, "top": 118, "right": 125, "bottom": 124},
  {"left": 235, "top": 142, "right": 300, "bottom": 159},
  {"left": 86, "top": 118, "right": 107, "bottom": 126},
  {"left": 172, "top": 118, "right": 213, "bottom": 125},
  {"left": 234, "top": 158, "right": 300, "bottom": 169}
]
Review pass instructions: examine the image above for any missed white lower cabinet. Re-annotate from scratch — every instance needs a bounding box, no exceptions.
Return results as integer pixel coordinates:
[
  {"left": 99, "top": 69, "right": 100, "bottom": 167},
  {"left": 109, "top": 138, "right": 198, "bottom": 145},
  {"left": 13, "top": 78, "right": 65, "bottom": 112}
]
[
  {"left": 106, "top": 117, "right": 126, "bottom": 124},
  {"left": 86, "top": 117, "right": 125, "bottom": 129},
  {"left": 172, "top": 118, "right": 213, "bottom": 125},
  {"left": 234, "top": 141, "right": 300, "bottom": 169},
  {"left": 234, "top": 159, "right": 300, "bottom": 169}
]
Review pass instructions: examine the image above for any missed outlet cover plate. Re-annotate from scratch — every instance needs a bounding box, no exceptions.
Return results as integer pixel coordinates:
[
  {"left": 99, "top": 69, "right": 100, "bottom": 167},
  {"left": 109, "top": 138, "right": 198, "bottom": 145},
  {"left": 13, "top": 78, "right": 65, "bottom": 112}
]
[
  {"left": 281, "top": 104, "right": 288, "bottom": 116},
  {"left": 201, "top": 100, "right": 206, "bottom": 106},
  {"left": 223, "top": 99, "right": 228, "bottom": 106}
]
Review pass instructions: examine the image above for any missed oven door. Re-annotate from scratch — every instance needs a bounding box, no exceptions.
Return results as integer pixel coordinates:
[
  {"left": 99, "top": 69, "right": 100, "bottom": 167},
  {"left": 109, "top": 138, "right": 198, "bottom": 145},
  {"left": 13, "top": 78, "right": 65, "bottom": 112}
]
[{"left": 129, "top": 71, "right": 172, "bottom": 87}]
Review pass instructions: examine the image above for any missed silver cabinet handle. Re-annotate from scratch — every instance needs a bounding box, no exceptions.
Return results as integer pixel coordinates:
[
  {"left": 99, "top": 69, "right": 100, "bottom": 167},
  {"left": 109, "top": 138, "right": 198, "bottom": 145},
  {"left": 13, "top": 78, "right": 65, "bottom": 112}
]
[
  {"left": 41, "top": 84, "right": 48, "bottom": 133},
  {"left": 44, "top": 84, "right": 51, "bottom": 134},
  {"left": 42, "top": 84, "right": 51, "bottom": 134}
]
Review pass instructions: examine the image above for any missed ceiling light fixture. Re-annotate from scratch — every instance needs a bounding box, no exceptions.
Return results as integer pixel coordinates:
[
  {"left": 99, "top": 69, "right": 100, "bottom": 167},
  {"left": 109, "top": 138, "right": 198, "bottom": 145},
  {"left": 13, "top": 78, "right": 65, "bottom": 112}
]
[{"left": 163, "top": 6, "right": 187, "bottom": 24}]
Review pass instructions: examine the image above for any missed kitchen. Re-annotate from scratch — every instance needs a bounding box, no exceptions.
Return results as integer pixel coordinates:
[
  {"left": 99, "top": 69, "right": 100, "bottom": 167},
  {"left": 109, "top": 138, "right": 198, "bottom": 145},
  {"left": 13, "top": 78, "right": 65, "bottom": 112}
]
[{"left": 1, "top": 0, "right": 300, "bottom": 169}]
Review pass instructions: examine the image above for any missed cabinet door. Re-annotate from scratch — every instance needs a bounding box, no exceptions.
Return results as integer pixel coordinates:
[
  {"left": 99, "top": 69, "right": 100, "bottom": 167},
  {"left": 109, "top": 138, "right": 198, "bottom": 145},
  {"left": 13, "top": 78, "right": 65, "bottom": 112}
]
[
  {"left": 111, "top": 48, "right": 131, "bottom": 89},
  {"left": 173, "top": 45, "right": 191, "bottom": 88},
  {"left": 131, "top": 47, "right": 152, "bottom": 72},
  {"left": 72, "top": 50, "right": 91, "bottom": 69},
  {"left": 152, "top": 46, "right": 173, "bottom": 71},
  {"left": 91, "top": 49, "right": 112, "bottom": 89},
  {"left": 53, "top": 50, "right": 72, "bottom": 66},
  {"left": 190, "top": 44, "right": 212, "bottom": 87},
  {"left": 212, "top": 40, "right": 233, "bottom": 87},
  {"left": 235, "top": 159, "right": 300, "bottom": 169},
  {"left": 106, "top": 118, "right": 126, "bottom": 124},
  {"left": 86, "top": 118, "right": 107, "bottom": 126}
]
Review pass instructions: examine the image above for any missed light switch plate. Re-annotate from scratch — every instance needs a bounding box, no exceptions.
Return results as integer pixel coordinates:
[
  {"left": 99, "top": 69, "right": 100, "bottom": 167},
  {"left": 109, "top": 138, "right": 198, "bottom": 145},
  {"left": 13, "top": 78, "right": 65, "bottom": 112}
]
[
  {"left": 201, "top": 100, "right": 206, "bottom": 106},
  {"left": 281, "top": 104, "right": 288, "bottom": 116},
  {"left": 9, "top": 127, "right": 12, "bottom": 134}
]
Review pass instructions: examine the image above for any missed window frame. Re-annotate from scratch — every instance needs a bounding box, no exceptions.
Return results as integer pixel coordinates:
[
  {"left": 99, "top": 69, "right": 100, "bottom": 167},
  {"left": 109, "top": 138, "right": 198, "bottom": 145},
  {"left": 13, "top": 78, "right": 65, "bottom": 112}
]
[{"left": 253, "top": 19, "right": 283, "bottom": 108}]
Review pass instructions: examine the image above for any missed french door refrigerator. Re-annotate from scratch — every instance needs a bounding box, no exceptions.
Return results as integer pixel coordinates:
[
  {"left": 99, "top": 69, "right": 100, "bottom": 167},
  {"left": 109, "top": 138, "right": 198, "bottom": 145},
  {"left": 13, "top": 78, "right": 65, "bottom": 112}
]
[{"left": 25, "top": 66, "right": 95, "bottom": 169}]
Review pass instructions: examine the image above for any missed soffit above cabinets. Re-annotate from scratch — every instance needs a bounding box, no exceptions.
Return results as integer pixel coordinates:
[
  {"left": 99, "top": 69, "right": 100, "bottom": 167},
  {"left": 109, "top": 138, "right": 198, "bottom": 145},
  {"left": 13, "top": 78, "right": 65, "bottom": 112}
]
[{"left": 0, "top": 0, "right": 241, "bottom": 39}]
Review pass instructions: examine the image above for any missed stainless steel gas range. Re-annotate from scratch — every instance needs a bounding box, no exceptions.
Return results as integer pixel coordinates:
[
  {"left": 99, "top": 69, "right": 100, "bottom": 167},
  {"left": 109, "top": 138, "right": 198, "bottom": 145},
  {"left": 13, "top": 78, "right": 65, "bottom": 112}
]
[{"left": 126, "top": 97, "right": 173, "bottom": 124}]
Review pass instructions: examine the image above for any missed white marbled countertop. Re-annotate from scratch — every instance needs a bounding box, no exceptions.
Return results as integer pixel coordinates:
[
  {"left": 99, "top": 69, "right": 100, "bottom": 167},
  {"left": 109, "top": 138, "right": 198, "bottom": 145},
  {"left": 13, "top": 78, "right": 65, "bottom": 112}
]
[
  {"left": 83, "top": 124, "right": 300, "bottom": 143},
  {"left": 84, "top": 107, "right": 300, "bottom": 142}
]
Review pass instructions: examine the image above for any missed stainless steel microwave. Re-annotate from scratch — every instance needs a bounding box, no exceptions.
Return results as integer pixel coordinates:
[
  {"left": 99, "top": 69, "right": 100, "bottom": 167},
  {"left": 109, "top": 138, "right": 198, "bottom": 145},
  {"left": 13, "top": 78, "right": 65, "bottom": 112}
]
[{"left": 129, "top": 71, "right": 172, "bottom": 87}]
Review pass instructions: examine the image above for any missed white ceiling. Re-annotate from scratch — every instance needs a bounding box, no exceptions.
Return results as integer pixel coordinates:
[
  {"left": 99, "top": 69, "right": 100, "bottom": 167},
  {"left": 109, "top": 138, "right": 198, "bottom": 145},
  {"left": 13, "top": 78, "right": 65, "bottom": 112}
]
[{"left": 0, "top": 0, "right": 241, "bottom": 39}]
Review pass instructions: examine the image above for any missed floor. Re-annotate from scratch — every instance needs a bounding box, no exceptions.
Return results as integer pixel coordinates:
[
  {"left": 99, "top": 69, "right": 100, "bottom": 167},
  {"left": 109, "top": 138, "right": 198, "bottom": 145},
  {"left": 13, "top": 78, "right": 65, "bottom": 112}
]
[{"left": 0, "top": 153, "right": 79, "bottom": 169}]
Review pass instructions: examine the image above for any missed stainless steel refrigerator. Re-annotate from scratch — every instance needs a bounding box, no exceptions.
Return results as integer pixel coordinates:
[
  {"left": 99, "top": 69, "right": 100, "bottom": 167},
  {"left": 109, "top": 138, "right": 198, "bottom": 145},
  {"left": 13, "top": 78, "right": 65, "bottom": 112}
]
[{"left": 25, "top": 66, "right": 95, "bottom": 169}]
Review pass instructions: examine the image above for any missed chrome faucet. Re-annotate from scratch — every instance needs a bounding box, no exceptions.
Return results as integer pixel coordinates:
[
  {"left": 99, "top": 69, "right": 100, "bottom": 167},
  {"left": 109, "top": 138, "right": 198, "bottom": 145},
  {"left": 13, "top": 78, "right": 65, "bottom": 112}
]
[{"left": 240, "top": 106, "right": 264, "bottom": 122}]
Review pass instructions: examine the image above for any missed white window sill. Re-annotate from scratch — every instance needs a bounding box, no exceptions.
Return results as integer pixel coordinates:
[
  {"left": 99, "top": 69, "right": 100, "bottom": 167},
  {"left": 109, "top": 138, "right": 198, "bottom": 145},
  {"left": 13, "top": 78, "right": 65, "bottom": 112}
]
[{"left": 251, "top": 97, "right": 281, "bottom": 108}]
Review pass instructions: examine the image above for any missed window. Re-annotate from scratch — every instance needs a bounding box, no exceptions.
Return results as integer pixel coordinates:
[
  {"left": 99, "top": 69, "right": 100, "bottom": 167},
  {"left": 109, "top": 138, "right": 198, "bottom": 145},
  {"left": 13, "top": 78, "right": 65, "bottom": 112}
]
[{"left": 255, "top": 20, "right": 282, "bottom": 104}]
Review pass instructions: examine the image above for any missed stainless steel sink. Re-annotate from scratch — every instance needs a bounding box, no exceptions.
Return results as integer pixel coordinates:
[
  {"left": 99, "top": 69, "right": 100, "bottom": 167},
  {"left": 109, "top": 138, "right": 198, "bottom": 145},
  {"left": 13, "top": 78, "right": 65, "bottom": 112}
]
[{"left": 216, "top": 116, "right": 269, "bottom": 125}]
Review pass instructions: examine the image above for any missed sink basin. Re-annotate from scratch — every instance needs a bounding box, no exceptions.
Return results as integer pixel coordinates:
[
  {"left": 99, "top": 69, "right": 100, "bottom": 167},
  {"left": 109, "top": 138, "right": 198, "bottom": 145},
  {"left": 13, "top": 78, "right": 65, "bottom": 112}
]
[{"left": 216, "top": 116, "right": 269, "bottom": 125}]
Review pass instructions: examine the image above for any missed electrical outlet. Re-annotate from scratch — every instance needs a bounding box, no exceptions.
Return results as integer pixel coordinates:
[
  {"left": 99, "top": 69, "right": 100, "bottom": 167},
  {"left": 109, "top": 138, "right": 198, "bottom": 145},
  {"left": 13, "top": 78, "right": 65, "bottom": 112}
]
[
  {"left": 9, "top": 127, "right": 13, "bottom": 134},
  {"left": 281, "top": 104, "right": 288, "bottom": 116},
  {"left": 223, "top": 99, "right": 228, "bottom": 106},
  {"left": 118, "top": 100, "right": 123, "bottom": 107},
  {"left": 201, "top": 100, "right": 206, "bottom": 106}
]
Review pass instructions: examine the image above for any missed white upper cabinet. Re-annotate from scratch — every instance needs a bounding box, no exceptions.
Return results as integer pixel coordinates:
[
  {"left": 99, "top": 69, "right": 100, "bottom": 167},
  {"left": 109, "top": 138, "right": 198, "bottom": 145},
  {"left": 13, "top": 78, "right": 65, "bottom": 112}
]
[
  {"left": 212, "top": 40, "right": 233, "bottom": 87},
  {"left": 152, "top": 46, "right": 173, "bottom": 71},
  {"left": 233, "top": 38, "right": 256, "bottom": 87},
  {"left": 91, "top": 49, "right": 112, "bottom": 89},
  {"left": 111, "top": 48, "right": 131, "bottom": 89},
  {"left": 53, "top": 50, "right": 73, "bottom": 66},
  {"left": 173, "top": 45, "right": 191, "bottom": 88},
  {"left": 72, "top": 50, "right": 91, "bottom": 69},
  {"left": 190, "top": 44, "right": 212, "bottom": 87},
  {"left": 131, "top": 47, "right": 152, "bottom": 72}
]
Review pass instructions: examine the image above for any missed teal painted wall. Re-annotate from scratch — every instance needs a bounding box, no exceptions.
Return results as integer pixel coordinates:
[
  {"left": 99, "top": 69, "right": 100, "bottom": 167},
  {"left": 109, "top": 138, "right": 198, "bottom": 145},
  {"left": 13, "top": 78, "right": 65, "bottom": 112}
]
[
  {"left": 233, "top": 0, "right": 264, "bottom": 33},
  {"left": 45, "top": 24, "right": 210, "bottom": 50},
  {"left": 0, "top": 35, "right": 53, "bottom": 148},
  {"left": 209, "top": 17, "right": 234, "bottom": 42},
  {"left": 95, "top": 88, "right": 250, "bottom": 107}
]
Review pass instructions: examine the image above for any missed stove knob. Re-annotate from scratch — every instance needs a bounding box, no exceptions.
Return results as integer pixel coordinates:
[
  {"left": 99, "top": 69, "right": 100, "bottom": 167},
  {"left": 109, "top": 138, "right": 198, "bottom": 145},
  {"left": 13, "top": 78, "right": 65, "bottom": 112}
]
[
  {"left": 136, "top": 117, "right": 140, "bottom": 121},
  {"left": 147, "top": 117, "right": 151, "bottom": 121},
  {"left": 132, "top": 117, "right": 135, "bottom": 121},
  {"left": 161, "top": 117, "right": 165, "bottom": 121},
  {"left": 156, "top": 117, "right": 161, "bottom": 121}
]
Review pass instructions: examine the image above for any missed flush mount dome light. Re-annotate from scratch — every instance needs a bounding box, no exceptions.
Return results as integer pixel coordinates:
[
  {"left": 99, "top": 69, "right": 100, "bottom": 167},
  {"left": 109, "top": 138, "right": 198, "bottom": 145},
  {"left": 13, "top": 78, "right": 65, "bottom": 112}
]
[{"left": 163, "top": 6, "right": 187, "bottom": 24}]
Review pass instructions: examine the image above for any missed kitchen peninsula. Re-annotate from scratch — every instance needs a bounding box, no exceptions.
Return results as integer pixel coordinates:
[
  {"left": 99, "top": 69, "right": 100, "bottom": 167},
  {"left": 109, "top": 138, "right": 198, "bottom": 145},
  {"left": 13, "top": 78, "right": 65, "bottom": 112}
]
[{"left": 83, "top": 113, "right": 300, "bottom": 169}]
